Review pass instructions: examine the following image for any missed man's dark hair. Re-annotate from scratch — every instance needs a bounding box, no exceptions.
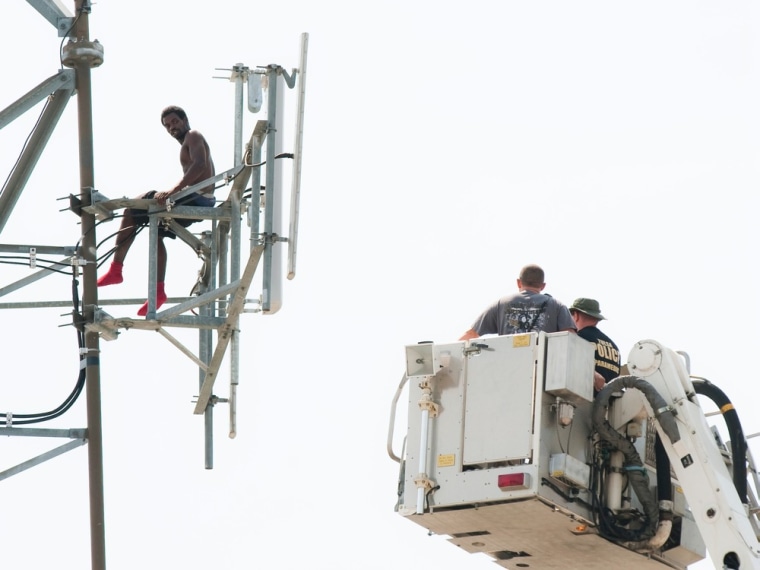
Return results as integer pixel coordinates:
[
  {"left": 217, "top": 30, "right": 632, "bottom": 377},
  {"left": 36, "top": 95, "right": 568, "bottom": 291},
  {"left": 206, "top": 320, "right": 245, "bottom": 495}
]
[
  {"left": 160, "top": 105, "right": 187, "bottom": 124},
  {"left": 519, "top": 264, "right": 545, "bottom": 287}
]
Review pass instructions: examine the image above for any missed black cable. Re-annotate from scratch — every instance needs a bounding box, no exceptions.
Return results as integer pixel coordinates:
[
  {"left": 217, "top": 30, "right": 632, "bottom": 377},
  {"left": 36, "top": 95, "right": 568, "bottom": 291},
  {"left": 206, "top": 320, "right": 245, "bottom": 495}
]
[
  {"left": 588, "top": 440, "right": 649, "bottom": 542},
  {"left": 0, "top": 255, "right": 76, "bottom": 268},
  {"left": 424, "top": 484, "right": 440, "bottom": 512},
  {"left": 0, "top": 275, "right": 87, "bottom": 426},
  {"left": 244, "top": 152, "right": 295, "bottom": 169},
  {"left": 58, "top": 7, "right": 83, "bottom": 69},
  {"left": 95, "top": 222, "right": 144, "bottom": 267},
  {"left": 0, "top": 260, "right": 73, "bottom": 276}
]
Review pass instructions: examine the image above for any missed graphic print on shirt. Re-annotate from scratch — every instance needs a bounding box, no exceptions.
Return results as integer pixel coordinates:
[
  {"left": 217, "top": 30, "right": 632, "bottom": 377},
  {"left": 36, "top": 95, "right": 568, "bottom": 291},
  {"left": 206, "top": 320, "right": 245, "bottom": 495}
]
[{"left": 503, "top": 302, "right": 547, "bottom": 334}]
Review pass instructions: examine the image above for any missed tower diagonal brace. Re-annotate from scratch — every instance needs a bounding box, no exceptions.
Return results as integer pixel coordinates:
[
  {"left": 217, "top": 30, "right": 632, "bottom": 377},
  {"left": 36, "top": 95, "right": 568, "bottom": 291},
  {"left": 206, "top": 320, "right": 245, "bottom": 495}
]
[
  {"left": 0, "top": 74, "right": 74, "bottom": 231},
  {"left": 0, "top": 430, "right": 87, "bottom": 482},
  {"left": 194, "top": 244, "right": 264, "bottom": 414}
]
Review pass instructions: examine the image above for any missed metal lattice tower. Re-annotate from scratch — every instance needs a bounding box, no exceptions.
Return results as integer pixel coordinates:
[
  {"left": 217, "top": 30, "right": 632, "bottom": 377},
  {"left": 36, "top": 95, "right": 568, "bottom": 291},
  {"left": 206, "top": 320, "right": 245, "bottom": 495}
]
[{"left": 0, "top": 2, "right": 308, "bottom": 568}]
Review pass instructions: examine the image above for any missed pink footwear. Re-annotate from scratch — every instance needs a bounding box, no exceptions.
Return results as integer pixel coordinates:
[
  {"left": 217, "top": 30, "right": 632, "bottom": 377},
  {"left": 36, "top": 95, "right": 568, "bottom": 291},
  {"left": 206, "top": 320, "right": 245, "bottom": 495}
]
[
  {"left": 97, "top": 262, "right": 123, "bottom": 287},
  {"left": 137, "top": 282, "right": 167, "bottom": 316}
]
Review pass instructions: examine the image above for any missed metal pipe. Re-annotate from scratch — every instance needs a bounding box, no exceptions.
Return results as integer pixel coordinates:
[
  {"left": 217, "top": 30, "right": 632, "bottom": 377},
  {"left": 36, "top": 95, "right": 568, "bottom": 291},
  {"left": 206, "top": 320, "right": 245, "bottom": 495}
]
[
  {"left": 229, "top": 381, "right": 237, "bottom": 439},
  {"left": 416, "top": 407, "right": 430, "bottom": 515},
  {"left": 249, "top": 126, "right": 264, "bottom": 249},
  {"left": 218, "top": 225, "right": 229, "bottom": 316},
  {"left": 233, "top": 64, "right": 245, "bottom": 166},
  {"left": 69, "top": 2, "right": 106, "bottom": 567},
  {"left": 201, "top": 230, "right": 215, "bottom": 469},
  {"left": 146, "top": 214, "right": 159, "bottom": 317},
  {"left": 203, "top": 323, "right": 213, "bottom": 469},
  {"left": 387, "top": 374, "right": 410, "bottom": 463},
  {"left": 414, "top": 378, "right": 437, "bottom": 515},
  {"left": 606, "top": 451, "right": 624, "bottom": 512},
  {"left": 228, "top": 82, "right": 243, "bottom": 439}
]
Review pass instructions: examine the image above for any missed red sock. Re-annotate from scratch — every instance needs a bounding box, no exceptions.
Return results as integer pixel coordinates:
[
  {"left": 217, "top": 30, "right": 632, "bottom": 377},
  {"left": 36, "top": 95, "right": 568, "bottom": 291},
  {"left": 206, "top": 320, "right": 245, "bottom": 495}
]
[
  {"left": 137, "top": 281, "right": 167, "bottom": 317},
  {"left": 97, "top": 262, "right": 124, "bottom": 287}
]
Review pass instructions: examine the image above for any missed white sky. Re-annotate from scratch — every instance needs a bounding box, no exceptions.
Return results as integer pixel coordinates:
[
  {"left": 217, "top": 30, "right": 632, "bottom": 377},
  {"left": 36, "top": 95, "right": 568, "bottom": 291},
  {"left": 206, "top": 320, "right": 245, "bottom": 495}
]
[{"left": 1, "top": 1, "right": 759, "bottom": 569}]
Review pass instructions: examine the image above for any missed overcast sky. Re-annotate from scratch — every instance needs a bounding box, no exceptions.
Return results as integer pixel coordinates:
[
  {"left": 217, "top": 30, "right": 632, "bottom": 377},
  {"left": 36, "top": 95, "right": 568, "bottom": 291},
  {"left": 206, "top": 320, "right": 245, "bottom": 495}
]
[{"left": 2, "top": 2, "right": 759, "bottom": 569}]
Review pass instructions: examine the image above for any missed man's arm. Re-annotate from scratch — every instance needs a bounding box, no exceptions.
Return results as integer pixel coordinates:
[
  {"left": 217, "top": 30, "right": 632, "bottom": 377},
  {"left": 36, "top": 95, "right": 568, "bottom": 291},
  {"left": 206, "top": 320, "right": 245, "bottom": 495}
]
[
  {"left": 593, "top": 371, "right": 606, "bottom": 392},
  {"left": 459, "top": 329, "right": 480, "bottom": 341},
  {"left": 555, "top": 302, "right": 577, "bottom": 333}
]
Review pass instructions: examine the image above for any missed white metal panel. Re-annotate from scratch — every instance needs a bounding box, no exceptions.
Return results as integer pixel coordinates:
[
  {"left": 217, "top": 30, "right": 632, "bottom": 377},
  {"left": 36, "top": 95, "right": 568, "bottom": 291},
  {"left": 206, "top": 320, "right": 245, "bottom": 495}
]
[
  {"left": 544, "top": 331, "right": 595, "bottom": 404},
  {"left": 264, "top": 74, "right": 285, "bottom": 313},
  {"left": 429, "top": 465, "right": 538, "bottom": 508},
  {"left": 463, "top": 334, "right": 536, "bottom": 465},
  {"left": 426, "top": 345, "right": 466, "bottom": 477}
]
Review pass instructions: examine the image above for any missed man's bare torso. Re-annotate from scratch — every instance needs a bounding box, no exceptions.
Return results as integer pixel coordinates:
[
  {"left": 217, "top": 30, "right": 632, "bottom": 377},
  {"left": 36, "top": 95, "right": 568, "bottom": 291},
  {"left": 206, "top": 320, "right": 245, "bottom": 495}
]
[{"left": 180, "top": 129, "right": 216, "bottom": 195}]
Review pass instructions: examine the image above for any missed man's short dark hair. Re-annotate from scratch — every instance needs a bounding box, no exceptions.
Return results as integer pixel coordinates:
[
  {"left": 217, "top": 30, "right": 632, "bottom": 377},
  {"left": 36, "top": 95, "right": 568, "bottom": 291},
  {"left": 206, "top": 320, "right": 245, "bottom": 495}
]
[
  {"left": 519, "top": 264, "right": 545, "bottom": 287},
  {"left": 161, "top": 105, "right": 187, "bottom": 124}
]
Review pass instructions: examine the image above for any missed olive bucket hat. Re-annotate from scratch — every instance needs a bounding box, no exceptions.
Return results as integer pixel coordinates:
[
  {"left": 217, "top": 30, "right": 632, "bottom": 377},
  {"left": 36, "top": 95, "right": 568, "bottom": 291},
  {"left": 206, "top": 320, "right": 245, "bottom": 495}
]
[{"left": 570, "top": 298, "right": 606, "bottom": 320}]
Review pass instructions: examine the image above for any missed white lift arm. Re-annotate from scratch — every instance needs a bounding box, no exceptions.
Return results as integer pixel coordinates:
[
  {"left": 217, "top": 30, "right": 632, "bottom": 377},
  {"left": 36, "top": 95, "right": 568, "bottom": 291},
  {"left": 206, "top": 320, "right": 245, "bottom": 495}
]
[{"left": 624, "top": 340, "right": 760, "bottom": 569}]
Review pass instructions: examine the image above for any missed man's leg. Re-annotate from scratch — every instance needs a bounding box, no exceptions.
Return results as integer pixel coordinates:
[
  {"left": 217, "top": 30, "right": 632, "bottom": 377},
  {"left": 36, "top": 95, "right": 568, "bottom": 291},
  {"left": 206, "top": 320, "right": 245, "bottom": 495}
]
[
  {"left": 97, "top": 210, "right": 140, "bottom": 286},
  {"left": 137, "top": 236, "right": 168, "bottom": 316},
  {"left": 155, "top": 236, "right": 168, "bottom": 308}
]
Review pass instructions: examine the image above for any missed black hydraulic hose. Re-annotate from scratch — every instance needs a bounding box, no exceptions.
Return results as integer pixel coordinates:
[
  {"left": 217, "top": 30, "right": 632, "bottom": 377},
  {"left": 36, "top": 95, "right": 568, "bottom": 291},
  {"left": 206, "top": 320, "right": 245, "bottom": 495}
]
[
  {"left": 654, "top": 432, "right": 673, "bottom": 536},
  {"left": 593, "top": 375, "right": 681, "bottom": 538},
  {"left": 654, "top": 434, "right": 672, "bottom": 502},
  {"left": 691, "top": 378, "right": 748, "bottom": 503}
]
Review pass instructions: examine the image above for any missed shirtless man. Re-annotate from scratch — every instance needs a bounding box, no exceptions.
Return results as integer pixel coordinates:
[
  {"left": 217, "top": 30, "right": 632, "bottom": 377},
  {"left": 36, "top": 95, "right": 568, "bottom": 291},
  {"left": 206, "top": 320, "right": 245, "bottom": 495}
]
[{"left": 97, "top": 106, "right": 216, "bottom": 316}]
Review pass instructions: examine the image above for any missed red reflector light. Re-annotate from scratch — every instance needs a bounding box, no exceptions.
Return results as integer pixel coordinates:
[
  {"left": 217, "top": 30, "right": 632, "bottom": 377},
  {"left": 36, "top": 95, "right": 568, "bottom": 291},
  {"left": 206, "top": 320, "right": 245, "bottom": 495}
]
[{"left": 498, "top": 473, "right": 526, "bottom": 488}]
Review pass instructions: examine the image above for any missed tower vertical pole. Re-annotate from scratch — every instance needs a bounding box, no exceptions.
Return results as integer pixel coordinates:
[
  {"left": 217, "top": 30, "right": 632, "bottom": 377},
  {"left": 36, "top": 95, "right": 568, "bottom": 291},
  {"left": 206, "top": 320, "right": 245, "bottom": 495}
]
[{"left": 66, "top": 2, "right": 107, "bottom": 567}]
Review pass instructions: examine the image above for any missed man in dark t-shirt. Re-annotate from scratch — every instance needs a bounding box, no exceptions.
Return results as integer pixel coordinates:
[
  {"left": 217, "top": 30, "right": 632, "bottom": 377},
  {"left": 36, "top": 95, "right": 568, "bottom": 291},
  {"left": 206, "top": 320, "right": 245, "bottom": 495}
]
[
  {"left": 460, "top": 264, "right": 576, "bottom": 340},
  {"left": 569, "top": 298, "right": 621, "bottom": 396}
]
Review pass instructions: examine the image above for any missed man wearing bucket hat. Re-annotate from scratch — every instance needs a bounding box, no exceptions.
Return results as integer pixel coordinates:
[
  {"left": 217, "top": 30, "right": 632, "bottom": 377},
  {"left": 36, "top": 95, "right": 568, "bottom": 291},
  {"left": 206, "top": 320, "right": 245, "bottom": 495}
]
[{"left": 569, "top": 298, "right": 621, "bottom": 395}]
